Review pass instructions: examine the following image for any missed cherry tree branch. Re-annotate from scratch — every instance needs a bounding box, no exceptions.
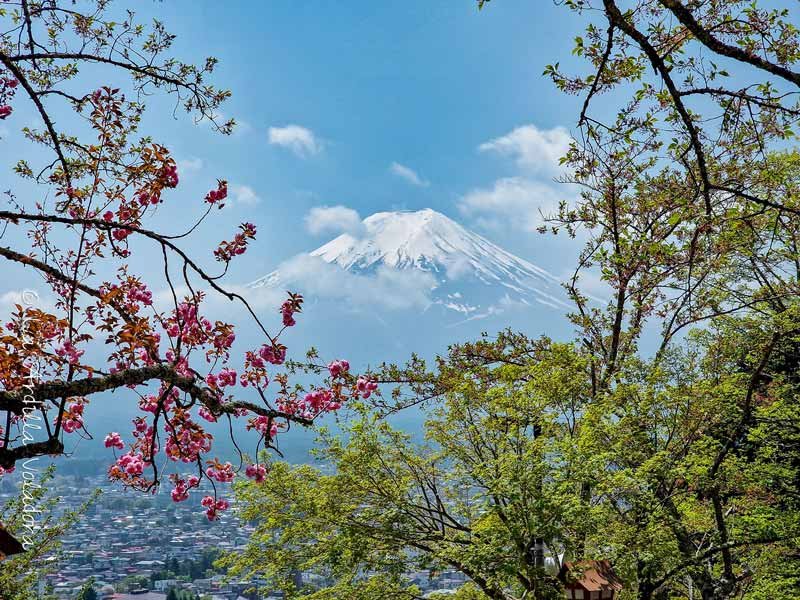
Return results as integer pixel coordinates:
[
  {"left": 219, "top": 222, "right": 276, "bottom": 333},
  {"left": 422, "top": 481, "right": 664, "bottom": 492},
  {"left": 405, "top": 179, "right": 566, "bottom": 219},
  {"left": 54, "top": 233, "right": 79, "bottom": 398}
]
[
  {"left": 658, "top": 0, "right": 800, "bottom": 87},
  {"left": 0, "top": 210, "right": 276, "bottom": 344}
]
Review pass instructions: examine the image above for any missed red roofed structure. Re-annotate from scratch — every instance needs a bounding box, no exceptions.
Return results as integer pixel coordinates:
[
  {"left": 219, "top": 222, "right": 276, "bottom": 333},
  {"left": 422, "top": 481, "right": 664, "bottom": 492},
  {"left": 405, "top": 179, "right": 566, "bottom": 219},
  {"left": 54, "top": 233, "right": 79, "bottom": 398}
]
[{"left": 559, "top": 559, "right": 624, "bottom": 599}]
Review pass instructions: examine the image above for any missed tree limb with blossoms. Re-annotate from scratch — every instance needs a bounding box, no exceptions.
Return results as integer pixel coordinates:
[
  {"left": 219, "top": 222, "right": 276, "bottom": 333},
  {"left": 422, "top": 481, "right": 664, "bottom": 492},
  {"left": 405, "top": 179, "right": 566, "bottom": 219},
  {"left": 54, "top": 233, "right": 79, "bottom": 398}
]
[{"left": 0, "top": 0, "right": 376, "bottom": 523}]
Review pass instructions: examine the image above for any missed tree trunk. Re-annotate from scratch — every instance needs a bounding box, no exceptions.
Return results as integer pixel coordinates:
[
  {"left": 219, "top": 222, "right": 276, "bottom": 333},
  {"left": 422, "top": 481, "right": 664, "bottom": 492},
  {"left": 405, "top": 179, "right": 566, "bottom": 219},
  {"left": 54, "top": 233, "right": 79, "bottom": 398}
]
[{"left": 636, "top": 559, "right": 654, "bottom": 600}]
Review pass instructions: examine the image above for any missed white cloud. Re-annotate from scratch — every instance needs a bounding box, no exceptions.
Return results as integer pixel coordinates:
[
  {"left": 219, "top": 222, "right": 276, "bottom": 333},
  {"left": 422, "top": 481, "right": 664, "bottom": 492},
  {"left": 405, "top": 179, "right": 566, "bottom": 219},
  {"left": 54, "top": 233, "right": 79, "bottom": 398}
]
[
  {"left": 390, "top": 162, "right": 429, "bottom": 187},
  {"left": 246, "top": 255, "right": 436, "bottom": 311},
  {"left": 0, "top": 289, "right": 56, "bottom": 322},
  {"left": 177, "top": 157, "right": 204, "bottom": 178},
  {"left": 268, "top": 124, "right": 322, "bottom": 157},
  {"left": 152, "top": 285, "right": 192, "bottom": 312},
  {"left": 458, "top": 177, "right": 564, "bottom": 232},
  {"left": 444, "top": 255, "right": 473, "bottom": 280},
  {"left": 479, "top": 124, "right": 572, "bottom": 175},
  {"left": 304, "top": 205, "right": 364, "bottom": 236},
  {"left": 230, "top": 117, "right": 253, "bottom": 136},
  {"left": 196, "top": 112, "right": 252, "bottom": 136},
  {"left": 230, "top": 184, "right": 261, "bottom": 206}
]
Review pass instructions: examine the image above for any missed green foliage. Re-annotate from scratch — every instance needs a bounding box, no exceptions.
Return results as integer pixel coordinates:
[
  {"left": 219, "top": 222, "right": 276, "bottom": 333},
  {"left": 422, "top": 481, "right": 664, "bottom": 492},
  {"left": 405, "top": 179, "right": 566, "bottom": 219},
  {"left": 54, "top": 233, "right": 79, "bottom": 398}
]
[
  {"left": 223, "top": 339, "right": 597, "bottom": 599},
  {"left": 0, "top": 467, "right": 99, "bottom": 600},
  {"left": 104, "top": 1, "right": 800, "bottom": 598},
  {"left": 116, "top": 575, "right": 150, "bottom": 593},
  {"left": 225, "top": 2, "right": 800, "bottom": 599},
  {"left": 76, "top": 579, "right": 98, "bottom": 600},
  {"left": 151, "top": 549, "right": 224, "bottom": 582},
  {"left": 428, "top": 583, "right": 491, "bottom": 599},
  {"left": 225, "top": 319, "right": 800, "bottom": 599}
]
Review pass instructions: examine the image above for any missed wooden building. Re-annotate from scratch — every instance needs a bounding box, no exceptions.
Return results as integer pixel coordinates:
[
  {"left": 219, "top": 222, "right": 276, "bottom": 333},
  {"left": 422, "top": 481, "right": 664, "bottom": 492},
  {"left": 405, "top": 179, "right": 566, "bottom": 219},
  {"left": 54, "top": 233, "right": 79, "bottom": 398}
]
[{"left": 559, "top": 559, "right": 623, "bottom": 599}]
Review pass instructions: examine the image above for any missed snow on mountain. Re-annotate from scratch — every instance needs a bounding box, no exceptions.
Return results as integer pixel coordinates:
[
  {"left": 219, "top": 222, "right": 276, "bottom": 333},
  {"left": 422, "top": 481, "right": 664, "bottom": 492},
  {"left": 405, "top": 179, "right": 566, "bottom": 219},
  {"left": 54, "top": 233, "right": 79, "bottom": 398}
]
[{"left": 249, "top": 209, "right": 570, "bottom": 316}]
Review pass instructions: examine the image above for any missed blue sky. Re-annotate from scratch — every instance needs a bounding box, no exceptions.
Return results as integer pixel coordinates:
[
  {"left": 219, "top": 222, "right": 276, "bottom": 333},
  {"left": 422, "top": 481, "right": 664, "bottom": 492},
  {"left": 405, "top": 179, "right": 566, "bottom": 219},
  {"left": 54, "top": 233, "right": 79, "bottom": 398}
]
[
  {"left": 10, "top": 0, "right": 789, "bottom": 461},
  {"left": 3, "top": 1, "right": 798, "bottom": 465},
  {"left": 1, "top": 2, "right": 594, "bottom": 456},
  {"left": 129, "top": 0, "right": 588, "bottom": 278},
  {"left": 0, "top": 1, "right": 596, "bottom": 336},
  {"left": 0, "top": 0, "right": 593, "bottom": 400}
]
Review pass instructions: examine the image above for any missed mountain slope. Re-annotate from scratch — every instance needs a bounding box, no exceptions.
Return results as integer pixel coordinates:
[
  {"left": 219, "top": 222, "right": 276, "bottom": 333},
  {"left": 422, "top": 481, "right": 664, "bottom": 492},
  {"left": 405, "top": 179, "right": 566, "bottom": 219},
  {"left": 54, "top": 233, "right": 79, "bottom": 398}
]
[{"left": 249, "top": 209, "right": 570, "bottom": 316}]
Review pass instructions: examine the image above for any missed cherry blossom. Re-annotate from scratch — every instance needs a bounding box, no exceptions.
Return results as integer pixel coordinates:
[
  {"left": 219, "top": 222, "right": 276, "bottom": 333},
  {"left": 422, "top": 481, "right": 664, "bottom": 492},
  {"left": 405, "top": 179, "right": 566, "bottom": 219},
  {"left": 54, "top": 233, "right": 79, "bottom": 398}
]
[
  {"left": 204, "top": 180, "right": 228, "bottom": 205},
  {"left": 201, "top": 495, "right": 230, "bottom": 521},
  {"left": 328, "top": 359, "right": 350, "bottom": 378},
  {"left": 213, "top": 222, "right": 256, "bottom": 262},
  {"left": 55, "top": 340, "right": 84, "bottom": 365},
  {"left": 259, "top": 343, "right": 286, "bottom": 365},
  {"left": 245, "top": 463, "right": 267, "bottom": 483},
  {"left": 356, "top": 376, "right": 379, "bottom": 399},
  {"left": 205, "top": 460, "right": 235, "bottom": 483},
  {"left": 104, "top": 432, "right": 125, "bottom": 450},
  {"left": 0, "top": 84, "right": 376, "bottom": 521}
]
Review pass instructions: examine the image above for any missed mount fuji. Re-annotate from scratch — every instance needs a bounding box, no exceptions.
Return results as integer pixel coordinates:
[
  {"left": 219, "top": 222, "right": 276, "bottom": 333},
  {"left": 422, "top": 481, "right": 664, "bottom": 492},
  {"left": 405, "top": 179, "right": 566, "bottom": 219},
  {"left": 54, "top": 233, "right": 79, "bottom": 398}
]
[{"left": 248, "top": 209, "right": 571, "bottom": 318}]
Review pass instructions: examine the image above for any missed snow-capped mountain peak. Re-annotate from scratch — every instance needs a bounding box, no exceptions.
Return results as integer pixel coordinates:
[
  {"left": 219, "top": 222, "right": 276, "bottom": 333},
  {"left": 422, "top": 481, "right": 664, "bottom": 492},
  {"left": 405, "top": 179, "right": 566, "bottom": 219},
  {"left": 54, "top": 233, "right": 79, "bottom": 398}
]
[{"left": 249, "top": 209, "right": 570, "bottom": 315}]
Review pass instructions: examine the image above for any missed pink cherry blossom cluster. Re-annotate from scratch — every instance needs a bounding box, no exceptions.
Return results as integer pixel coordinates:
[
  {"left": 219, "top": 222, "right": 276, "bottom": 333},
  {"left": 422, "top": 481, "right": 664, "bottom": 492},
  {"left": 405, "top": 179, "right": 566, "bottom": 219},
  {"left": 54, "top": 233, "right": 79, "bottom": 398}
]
[
  {"left": 135, "top": 346, "right": 153, "bottom": 365},
  {"left": 127, "top": 282, "right": 153, "bottom": 306},
  {"left": 327, "top": 359, "right": 350, "bottom": 378},
  {"left": 104, "top": 432, "right": 125, "bottom": 450},
  {"left": 55, "top": 340, "right": 84, "bottom": 365},
  {"left": 303, "top": 389, "right": 342, "bottom": 414},
  {"left": 206, "top": 460, "right": 235, "bottom": 483},
  {"left": 213, "top": 222, "right": 256, "bottom": 262},
  {"left": 112, "top": 452, "right": 146, "bottom": 477},
  {"left": 207, "top": 367, "right": 237, "bottom": 389},
  {"left": 247, "top": 415, "right": 279, "bottom": 438},
  {"left": 60, "top": 397, "right": 87, "bottom": 433},
  {"left": 198, "top": 406, "right": 218, "bottom": 422},
  {"left": 161, "top": 301, "right": 237, "bottom": 362},
  {"left": 213, "top": 330, "right": 236, "bottom": 352},
  {"left": 170, "top": 474, "right": 200, "bottom": 502},
  {"left": 136, "top": 190, "right": 161, "bottom": 206},
  {"left": 112, "top": 227, "right": 131, "bottom": 242},
  {"left": 245, "top": 351, "right": 266, "bottom": 370},
  {"left": 258, "top": 342, "right": 286, "bottom": 365},
  {"left": 0, "top": 73, "right": 17, "bottom": 120},
  {"left": 275, "top": 383, "right": 349, "bottom": 421},
  {"left": 201, "top": 495, "right": 230, "bottom": 521},
  {"left": 245, "top": 463, "right": 268, "bottom": 482},
  {"left": 91, "top": 286, "right": 360, "bottom": 518},
  {"left": 239, "top": 350, "right": 269, "bottom": 388},
  {"left": 356, "top": 376, "right": 379, "bottom": 399},
  {"left": 165, "top": 303, "right": 210, "bottom": 344},
  {"left": 163, "top": 408, "right": 213, "bottom": 464},
  {"left": 130, "top": 419, "right": 158, "bottom": 460},
  {"left": 162, "top": 163, "right": 179, "bottom": 188},
  {"left": 138, "top": 388, "right": 177, "bottom": 414},
  {"left": 204, "top": 180, "right": 228, "bottom": 205},
  {"left": 281, "top": 300, "right": 299, "bottom": 327},
  {"left": 162, "top": 352, "right": 191, "bottom": 378}
]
